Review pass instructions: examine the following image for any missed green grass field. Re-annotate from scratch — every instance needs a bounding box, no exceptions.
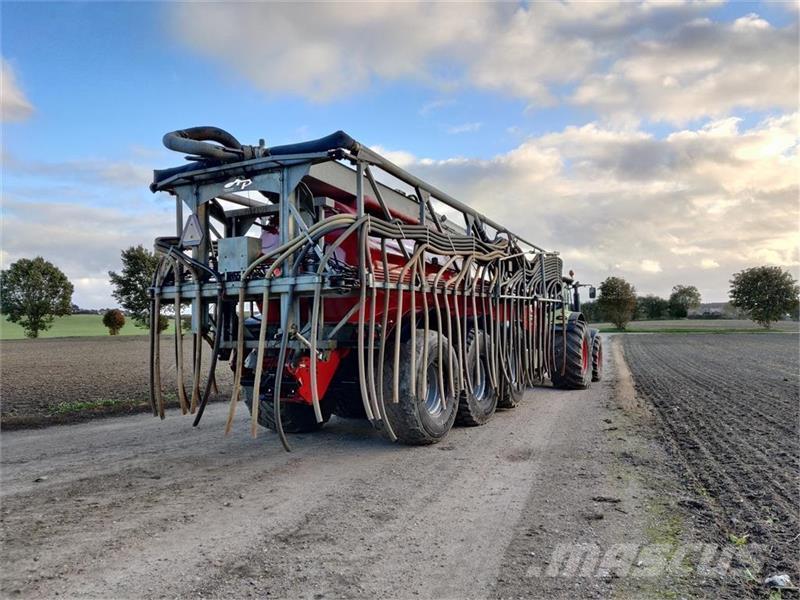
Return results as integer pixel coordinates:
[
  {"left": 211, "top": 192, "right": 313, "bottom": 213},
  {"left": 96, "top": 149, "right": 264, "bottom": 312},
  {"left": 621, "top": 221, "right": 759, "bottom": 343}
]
[
  {"left": 3, "top": 315, "right": 797, "bottom": 340},
  {"left": 0, "top": 314, "right": 175, "bottom": 340},
  {"left": 591, "top": 318, "right": 799, "bottom": 334}
]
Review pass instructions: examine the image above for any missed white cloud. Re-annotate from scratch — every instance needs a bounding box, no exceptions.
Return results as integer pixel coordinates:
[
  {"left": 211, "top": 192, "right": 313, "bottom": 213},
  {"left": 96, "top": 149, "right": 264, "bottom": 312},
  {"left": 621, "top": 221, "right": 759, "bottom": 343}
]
[
  {"left": 369, "top": 145, "right": 418, "bottom": 169},
  {"left": 1, "top": 197, "right": 173, "bottom": 308},
  {"left": 640, "top": 260, "right": 662, "bottom": 273},
  {"left": 446, "top": 122, "right": 482, "bottom": 134},
  {"left": 1, "top": 58, "right": 34, "bottom": 122},
  {"left": 171, "top": 2, "right": 499, "bottom": 102},
  {"left": 373, "top": 112, "right": 799, "bottom": 300},
  {"left": 172, "top": 2, "right": 797, "bottom": 122},
  {"left": 419, "top": 99, "right": 455, "bottom": 116},
  {"left": 2, "top": 152, "right": 152, "bottom": 188},
  {"left": 571, "top": 15, "right": 799, "bottom": 123},
  {"left": 1, "top": 146, "right": 183, "bottom": 307}
]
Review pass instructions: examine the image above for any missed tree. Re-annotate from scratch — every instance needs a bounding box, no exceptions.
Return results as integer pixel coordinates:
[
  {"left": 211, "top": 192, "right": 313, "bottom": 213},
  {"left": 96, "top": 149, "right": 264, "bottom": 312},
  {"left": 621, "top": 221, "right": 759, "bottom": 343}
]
[
  {"left": 637, "top": 295, "right": 669, "bottom": 320},
  {"left": 109, "top": 245, "right": 162, "bottom": 329},
  {"left": 668, "top": 285, "right": 701, "bottom": 318},
  {"left": 102, "top": 309, "right": 126, "bottom": 335},
  {"left": 580, "top": 300, "right": 599, "bottom": 323},
  {"left": 0, "top": 257, "right": 74, "bottom": 338},
  {"left": 729, "top": 266, "right": 800, "bottom": 329},
  {"left": 596, "top": 276, "right": 637, "bottom": 330}
]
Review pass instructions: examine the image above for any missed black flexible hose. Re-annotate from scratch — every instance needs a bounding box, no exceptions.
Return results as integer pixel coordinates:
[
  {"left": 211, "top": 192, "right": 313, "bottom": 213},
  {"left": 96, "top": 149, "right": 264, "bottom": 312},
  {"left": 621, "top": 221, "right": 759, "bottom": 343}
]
[
  {"left": 163, "top": 126, "right": 244, "bottom": 160},
  {"left": 192, "top": 286, "right": 225, "bottom": 427}
]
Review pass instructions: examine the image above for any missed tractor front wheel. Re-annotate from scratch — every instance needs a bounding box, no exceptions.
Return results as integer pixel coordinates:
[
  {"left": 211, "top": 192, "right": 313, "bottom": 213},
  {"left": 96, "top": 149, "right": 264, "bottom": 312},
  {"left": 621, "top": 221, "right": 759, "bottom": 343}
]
[{"left": 591, "top": 333, "right": 603, "bottom": 382}]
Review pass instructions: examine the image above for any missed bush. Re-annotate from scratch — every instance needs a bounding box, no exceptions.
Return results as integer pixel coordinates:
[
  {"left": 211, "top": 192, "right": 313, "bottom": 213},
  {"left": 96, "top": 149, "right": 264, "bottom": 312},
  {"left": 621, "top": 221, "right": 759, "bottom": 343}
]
[
  {"left": 152, "top": 314, "right": 169, "bottom": 333},
  {"left": 102, "top": 309, "right": 126, "bottom": 335}
]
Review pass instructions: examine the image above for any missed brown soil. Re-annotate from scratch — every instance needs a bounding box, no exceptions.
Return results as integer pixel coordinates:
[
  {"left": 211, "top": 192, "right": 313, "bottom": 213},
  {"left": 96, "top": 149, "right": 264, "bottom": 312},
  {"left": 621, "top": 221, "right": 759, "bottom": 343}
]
[
  {"left": 623, "top": 333, "right": 800, "bottom": 597},
  {"left": 0, "top": 336, "right": 233, "bottom": 429}
]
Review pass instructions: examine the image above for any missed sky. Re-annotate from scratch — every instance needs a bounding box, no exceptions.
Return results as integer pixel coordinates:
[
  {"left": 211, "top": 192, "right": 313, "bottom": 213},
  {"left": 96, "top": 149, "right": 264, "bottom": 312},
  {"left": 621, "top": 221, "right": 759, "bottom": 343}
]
[{"left": 1, "top": 1, "right": 798, "bottom": 307}]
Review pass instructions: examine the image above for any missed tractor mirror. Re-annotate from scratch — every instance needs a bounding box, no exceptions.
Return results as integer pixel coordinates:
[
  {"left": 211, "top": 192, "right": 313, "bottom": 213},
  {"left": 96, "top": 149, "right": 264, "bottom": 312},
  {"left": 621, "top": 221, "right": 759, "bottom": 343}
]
[{"left": 589, "top": 286, "right": 596, "bottom": 299}]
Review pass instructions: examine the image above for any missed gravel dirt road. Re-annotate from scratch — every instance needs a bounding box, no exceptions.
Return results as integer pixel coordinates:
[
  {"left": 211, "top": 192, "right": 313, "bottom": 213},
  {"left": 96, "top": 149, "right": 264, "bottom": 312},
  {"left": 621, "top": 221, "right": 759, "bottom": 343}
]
[{"left": 1, "top": 336, "right": 691, "bottom": 600}]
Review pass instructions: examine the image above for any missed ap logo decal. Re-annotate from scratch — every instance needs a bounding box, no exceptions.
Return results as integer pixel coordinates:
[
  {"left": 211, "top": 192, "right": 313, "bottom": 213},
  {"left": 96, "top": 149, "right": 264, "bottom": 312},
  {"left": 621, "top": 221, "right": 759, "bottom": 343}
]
[{"left": 224, "top": 177, "right": 253, "bottom": 191}]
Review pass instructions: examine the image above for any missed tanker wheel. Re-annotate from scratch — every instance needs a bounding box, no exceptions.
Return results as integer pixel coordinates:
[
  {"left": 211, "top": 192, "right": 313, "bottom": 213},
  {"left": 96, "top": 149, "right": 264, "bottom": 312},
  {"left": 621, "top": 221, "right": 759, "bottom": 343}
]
[
  {"left": 551, "top": 319, "right": 591, "bottom": 390},
  {"left": 591, "top": 333, "right": 603, "bottom": 382},
  {"left": 243, "top": 385, "right": 331, "bottom": 433},
  {"left": 382, "top": 330, "right": 458, "bottom": 445},
  {"left": 456, "top": 330, "right": 498, "bottom": 426},
  {"left": 497, "top": 327, "right": 525, "bottom": 409}
]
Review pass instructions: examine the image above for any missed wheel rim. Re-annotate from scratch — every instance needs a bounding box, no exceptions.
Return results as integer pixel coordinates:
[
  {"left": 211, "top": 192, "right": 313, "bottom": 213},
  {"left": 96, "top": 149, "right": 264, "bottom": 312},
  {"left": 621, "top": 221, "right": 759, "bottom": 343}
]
[
  {"left": 424, "top": 364, "right": 444, "bottom": 416},
  {"left": 473, "top": 357, "right": 489, "bottom": 404},
  {"left": 581, "top": 338, "right": 589, "bottom": 375}
]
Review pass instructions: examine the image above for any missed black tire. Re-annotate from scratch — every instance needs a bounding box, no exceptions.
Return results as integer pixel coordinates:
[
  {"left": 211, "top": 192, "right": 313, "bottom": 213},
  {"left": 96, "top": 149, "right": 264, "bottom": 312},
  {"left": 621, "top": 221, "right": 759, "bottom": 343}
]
[
  {"left": 496, "top": 326, "right": 525, "bottom": 408},
  {"left": 551, "top": 319, "right": 591, "bottom": 389},
  {"left": 330, "top": 391, "right": 368, "bottom": 420},
  {"left": 382, "top": 330, "right": 458, "bottom": 445},
  {"left": 328, "top": 353, "right": 369, "bottom": 420},
  {"left": 591, "top": 332, "right": 603, "bottom": 383},
  {"left": 497, "top": 375, "right": 524, "bottom": 408},
  {"left": 243, "top": 385, "right": 331, "bottom": 433},
  {"left": 456, "top": 330, "right": 498, "bottom": 426}
]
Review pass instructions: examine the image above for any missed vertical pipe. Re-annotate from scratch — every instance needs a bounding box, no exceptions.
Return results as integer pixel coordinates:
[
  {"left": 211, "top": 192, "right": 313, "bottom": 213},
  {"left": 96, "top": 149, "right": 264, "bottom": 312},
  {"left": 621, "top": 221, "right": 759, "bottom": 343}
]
[
  {"left": 309, "top": 280, "right": 325, "bottom": 424},
  {"left": 170, "top": 257, "right": 189, "bottom": 415},
  {"left": 272, "top": 288, "right": 293, "bottom": 452},
  {"left": 409, "top": 257, "right": 418, "bottom": 399},
  {"left": 193, "top": 286, "right": 224, "bottom": 427},
  {"left": 176, "top": 196, "right": 183, "bottom": 238},
  {"left": 224, "top": 288, "right": 246, "bottom": 435},
  {"left": 148, "top": 295, "right": 157, "bottom": 416},
  {"left": 374, "top": 239, "right": 396, "bottom": 441},
  {"left": 366, "top": 238, "right": 380, "bottom": 421},
  {"left": 356, "top": 221, "right": 377, "bottom": 423},
  {"left": 418, "top": 252, "right": 430, "bottom": 401},
  {"left": 250, "top": 286, "right": 270, "bottom": 437},
  {"left": 153, "top": 294, "right": 165, "bottom": 420}
]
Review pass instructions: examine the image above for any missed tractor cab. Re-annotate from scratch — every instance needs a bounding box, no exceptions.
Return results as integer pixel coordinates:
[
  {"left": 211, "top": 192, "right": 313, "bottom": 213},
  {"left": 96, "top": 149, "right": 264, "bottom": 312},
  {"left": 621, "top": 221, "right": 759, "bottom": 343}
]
[{"left": 561, "top": 270, "right": 596, "bottom": 313}]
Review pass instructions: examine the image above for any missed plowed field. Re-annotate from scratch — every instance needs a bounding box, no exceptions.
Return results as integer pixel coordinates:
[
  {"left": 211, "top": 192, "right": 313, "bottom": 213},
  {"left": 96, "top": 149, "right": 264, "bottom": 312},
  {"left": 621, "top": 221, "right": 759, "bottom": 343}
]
[{"left": 623, "top": 333, "right": 800, "bottom": 590}]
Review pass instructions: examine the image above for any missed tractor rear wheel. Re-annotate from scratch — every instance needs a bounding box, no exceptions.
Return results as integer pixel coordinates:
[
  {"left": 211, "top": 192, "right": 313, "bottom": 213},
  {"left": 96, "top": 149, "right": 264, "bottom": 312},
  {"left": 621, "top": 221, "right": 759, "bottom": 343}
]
[
  {"left": 591, "top": 333, "right": 603, "bottom": 382},
  {"left": 456, "top": 330, "right": 497, "bottom": 426},
  {"left": 551, "top": 319, "right": 591, "bottom": 390},
  {"left": 383, "top": 330, "right": 458, "bottom": 445},
  {"left": 243, "top": 385, "right": 331, "bottom": 433}
]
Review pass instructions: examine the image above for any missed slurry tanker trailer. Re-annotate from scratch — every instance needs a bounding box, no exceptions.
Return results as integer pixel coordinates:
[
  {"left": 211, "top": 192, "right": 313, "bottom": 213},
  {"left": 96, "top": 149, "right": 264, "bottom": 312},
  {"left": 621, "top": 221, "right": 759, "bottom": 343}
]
[{"left": 147, "top": 127, "right": 601, "bottom": 450}]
